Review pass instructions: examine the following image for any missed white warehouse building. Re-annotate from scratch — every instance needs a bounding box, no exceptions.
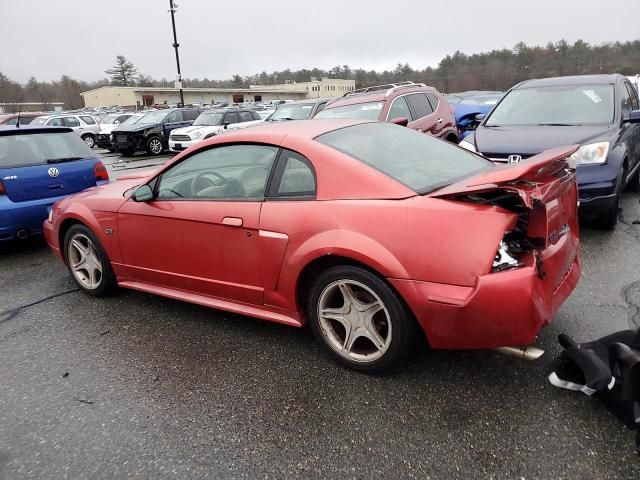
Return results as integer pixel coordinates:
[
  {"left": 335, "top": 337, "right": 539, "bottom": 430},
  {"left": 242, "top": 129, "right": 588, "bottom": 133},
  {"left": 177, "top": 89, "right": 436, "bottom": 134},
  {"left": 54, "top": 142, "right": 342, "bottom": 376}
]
[{"left": 80, "top": 78, "right": 356, "bottom": 109}]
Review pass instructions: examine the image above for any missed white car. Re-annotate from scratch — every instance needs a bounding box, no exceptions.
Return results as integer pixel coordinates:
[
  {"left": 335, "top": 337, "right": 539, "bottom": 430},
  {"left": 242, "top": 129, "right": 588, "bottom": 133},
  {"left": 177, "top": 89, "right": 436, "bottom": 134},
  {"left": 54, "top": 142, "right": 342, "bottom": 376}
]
[
  {"left": 95, "top": 113, "right": 144, "bottom": 151},
  {"left": 168, "top": 109, "right": 260, "bottom": 152},
  {"left": 31, "top": 114, "right": 101, "bottom": 148}
]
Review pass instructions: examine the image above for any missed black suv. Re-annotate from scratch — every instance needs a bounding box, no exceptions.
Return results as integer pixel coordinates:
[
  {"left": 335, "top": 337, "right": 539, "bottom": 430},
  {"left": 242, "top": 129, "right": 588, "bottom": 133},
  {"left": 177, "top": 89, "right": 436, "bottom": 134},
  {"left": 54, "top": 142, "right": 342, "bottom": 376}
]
[{"left": 112, "top": 108, "right": 200, "bottom": 156}]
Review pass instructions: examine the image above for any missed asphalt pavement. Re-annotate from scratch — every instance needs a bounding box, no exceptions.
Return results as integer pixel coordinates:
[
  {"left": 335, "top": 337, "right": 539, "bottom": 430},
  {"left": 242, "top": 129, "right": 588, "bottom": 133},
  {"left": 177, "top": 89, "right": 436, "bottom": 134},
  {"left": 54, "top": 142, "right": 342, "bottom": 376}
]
[{"left": 1, "top": 156, "right": 640, "bottom": 478}]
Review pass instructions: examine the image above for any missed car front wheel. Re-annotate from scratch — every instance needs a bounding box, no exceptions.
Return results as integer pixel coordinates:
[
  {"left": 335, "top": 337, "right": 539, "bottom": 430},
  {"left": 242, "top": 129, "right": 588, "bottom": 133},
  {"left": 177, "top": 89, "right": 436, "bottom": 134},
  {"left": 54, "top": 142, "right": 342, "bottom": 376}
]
[
  {"left": 146, "top": 136, "right": 164, "bottom": 155},
  {"left": 64, "top": 224, "right": 116, "bottom": 296},
  {"left": 82, "top": 134, "right": 95, "bottom": 148},
  {"left": 307, "top": 265, "right": 416, "bottom": 373}
]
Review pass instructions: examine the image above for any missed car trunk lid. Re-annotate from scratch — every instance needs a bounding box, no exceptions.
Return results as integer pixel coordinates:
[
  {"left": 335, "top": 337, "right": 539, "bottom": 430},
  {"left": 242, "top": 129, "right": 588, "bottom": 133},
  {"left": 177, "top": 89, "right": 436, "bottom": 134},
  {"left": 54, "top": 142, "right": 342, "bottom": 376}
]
[{"left": 430, "top": 145, "right": 580, "bottom": 249}]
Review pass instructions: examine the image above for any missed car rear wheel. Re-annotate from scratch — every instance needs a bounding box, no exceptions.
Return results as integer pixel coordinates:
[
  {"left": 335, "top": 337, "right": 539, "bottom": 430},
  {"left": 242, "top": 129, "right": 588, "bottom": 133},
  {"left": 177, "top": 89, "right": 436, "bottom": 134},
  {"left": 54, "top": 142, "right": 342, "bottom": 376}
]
[
  {"left": 64, "top": 225, "right": 116, "bottom": 296},
  {"left": 82, "top": 134, "right": 95, "bottom": 148},
  {"left": 307, "top": 265, "right": 416, "bottom": 373},
  {"left": 146, "top": 136, "right": 164, "bottom": 155}
]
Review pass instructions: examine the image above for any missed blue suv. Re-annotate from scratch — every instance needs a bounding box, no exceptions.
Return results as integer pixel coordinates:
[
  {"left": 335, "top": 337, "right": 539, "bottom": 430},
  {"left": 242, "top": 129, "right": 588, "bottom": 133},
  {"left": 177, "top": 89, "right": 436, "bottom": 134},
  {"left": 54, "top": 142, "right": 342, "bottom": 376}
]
[{"left": 0, "top": 126, "right": 109, "bottom": 242}]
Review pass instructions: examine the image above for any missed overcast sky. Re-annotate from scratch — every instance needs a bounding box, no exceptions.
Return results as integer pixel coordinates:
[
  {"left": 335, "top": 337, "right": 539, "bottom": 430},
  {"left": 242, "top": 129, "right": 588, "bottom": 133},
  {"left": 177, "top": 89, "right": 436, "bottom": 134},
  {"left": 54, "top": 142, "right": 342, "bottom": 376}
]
[{"left": 2, "top": 0, "right": 639, "bottom": 83}]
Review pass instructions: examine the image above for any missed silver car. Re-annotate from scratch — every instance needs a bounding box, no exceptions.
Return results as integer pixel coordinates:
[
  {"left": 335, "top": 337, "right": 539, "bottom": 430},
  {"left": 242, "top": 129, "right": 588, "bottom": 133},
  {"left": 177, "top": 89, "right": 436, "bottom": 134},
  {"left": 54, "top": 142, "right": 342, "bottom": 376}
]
[{"left": 31, "top": 114, "right": 102, "bottom": 148}]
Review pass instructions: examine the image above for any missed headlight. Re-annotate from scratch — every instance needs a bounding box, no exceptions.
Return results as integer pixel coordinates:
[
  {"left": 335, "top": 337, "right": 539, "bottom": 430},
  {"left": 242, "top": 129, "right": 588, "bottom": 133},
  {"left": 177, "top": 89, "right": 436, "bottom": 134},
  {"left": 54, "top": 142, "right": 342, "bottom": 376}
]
[
  {"left": 459, "top": 140, "right": 476, "bottom": 152},
  {"left": 191, "top": 130, "right": 203, "bottom": 139},
  {"left": 568, "top": 142, "right": 609, "bottom": 166}
]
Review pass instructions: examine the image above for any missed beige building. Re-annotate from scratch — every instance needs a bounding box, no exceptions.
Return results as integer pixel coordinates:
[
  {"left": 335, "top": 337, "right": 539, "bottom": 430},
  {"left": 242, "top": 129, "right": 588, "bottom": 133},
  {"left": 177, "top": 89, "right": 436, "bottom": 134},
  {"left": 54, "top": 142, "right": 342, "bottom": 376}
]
[{"left": 80, "top": 78, "right": 356, "bottom": 108}]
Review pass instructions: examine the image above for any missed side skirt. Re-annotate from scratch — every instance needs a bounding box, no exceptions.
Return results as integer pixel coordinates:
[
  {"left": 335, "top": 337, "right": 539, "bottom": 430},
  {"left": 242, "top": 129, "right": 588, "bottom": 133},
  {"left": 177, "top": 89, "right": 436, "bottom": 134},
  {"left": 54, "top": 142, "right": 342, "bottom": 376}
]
[{"left": 118, "top": 280, "right": 302, "bottom": 328}]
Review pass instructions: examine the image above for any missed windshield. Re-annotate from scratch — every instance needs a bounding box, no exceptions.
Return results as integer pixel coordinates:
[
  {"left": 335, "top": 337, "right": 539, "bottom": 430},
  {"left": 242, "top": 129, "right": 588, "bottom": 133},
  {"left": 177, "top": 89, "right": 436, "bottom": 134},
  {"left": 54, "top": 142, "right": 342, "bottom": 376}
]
[
  {"left": 0, "top": 131, "right": 93, "bottom": 168},
  {"left": 122, "top": 115, "right": 143, "bottom": 125},
  {"left": 193, "top": 112, "right": 224, "bottom": 126},
  {"left": 316, "top": 123, "right": 491, "bottom": 194},
  {"left": 137, "top": 110, "right": 169, "bottom": 124},
  {"left": 315, "top": 101, "right": 384, "bottom": 120},
  {"left": 486, "top": 84, "right": 614, "bottom": 126},
  {"left": 99, "top": 114, "right": 119, "bottom": 124},
  {"left": 268, "top": 104, "right": 315, "bottom": 121}
]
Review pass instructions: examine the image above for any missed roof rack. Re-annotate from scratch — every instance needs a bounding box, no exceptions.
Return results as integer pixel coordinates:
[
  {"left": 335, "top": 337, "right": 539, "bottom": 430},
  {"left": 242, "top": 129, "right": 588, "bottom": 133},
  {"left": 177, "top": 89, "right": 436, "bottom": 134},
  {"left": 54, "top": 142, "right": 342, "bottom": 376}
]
[{"left": 343, "top": 81, "right": 427, "bottom": 98}]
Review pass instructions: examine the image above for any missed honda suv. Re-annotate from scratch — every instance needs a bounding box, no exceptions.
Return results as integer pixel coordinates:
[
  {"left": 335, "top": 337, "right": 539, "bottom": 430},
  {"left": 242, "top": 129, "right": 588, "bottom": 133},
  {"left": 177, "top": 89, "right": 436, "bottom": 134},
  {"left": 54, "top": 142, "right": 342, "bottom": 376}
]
[
  {"left": 31, "top": 114, "right": 101, "bottom": 148},
  {"left": 112, "top": 107, "right": 200, "bottom": 156},
  {"left": 315, "top": 81, "right": 458, "bottom": 142}
]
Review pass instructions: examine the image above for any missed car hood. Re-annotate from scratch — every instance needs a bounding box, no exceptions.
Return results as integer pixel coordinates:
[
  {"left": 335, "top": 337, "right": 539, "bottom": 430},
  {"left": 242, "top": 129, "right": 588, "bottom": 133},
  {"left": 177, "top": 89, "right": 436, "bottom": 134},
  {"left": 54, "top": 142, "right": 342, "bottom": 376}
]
[
  {"left": 172, "top": 125, "right": 222, "bottom": 136},
  {"left": 113, "top": 122, "right": 157, "bottom": 133},
  {"left": 473, "top": 125, "right": 614, "bottom": 155},
  {"left": 98, "top": 123, "right": 119, "bottom": 134}
]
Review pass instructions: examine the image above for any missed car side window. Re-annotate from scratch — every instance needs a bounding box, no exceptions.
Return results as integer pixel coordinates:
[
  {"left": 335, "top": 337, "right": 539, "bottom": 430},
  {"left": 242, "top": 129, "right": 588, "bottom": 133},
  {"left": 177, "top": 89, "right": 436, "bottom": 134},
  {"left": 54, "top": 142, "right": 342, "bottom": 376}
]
[
  {"left": 224, "top": 112, "right": 239, "bottom": 124},
  {"left": 80, "top": 115, "right": 96, "bottom": 125},
  {"left": 47, "top": 117, "right": 64, "bottom": 126},
  {"left": 406, "top": 93, "right": 434, "bottom": 119},
  {"left": 252, "top": 111, "right": 261, "bottom": 120},
  {"left": 166, "top": 111, "right": 183, "bottom": 123},
  {"left": 238, "top": 111, "right": 254, "bottom": 122},
  {"left": 625, "top": 83, "right": 639, "bottom": 111},
  {"left": 387, "top": 96, "right": 412, "bottom": 121},
  {"left": 621, "top": 84, "right": 632, "bottom": 118},
  {"left": 183, "top": 110, "right": 199, "bottom": 121},
  {"left": 63, "top": 117, "right": 80, "bottom": 127},
  {"left": 115, "top": 115, "right": 129, "bottom": 124},
  {"left": 271, "top": 150, "right": 316, "bottom": 197},
  {"left": 156, "top": 144, "right": 278, "bottom": 200},
  {"left": 425, "top": 93, "right": 440, "bottom": 111}
]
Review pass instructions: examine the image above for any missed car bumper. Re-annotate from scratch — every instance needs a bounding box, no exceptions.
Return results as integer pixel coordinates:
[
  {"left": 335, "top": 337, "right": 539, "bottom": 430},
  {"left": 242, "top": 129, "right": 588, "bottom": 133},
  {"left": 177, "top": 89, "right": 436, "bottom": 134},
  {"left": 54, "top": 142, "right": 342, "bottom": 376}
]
[
  {"left": 95, "top": 134, "right": 113, "bottom": 149},
  {"left": 0, "top": 193, "right": 68, "bottom": 242},
  {"left": 390, "top": 234, "right": 581, "bottom": 350},
  {"left": 113, "top": 135, "right": 144, "bottom": 152},
  {"left": 43, "top": 219, "right": 63, "bottom": 261},
  {"left": 169, "top": 138, "right": 202, "bottom": 152}
]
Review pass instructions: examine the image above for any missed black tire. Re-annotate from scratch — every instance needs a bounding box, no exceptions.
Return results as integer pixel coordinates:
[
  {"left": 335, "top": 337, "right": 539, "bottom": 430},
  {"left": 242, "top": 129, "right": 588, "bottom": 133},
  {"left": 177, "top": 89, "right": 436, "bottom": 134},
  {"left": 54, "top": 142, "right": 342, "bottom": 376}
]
[
  {"left": 307, "top": 265, "right": 417, "bottom": 373},
  {"left": 146, "top": 136, "right": 164, "bottom": 156},
  {"left": 81, "top": 134, "right": 95, "bottom": 149},
  {"left": 627, "top": 166, "right": 640, "bottom": 192},
  {"left": 63, "top": 224, "right": 117, "bottom": 297}
]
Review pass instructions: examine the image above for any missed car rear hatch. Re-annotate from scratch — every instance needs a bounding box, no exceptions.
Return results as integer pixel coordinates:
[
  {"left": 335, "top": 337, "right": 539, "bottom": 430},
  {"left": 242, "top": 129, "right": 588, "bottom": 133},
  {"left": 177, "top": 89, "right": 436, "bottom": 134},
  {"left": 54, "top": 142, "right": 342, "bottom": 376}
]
[
  {"left": 431, "top": 145, "right": 580, "bottom": 284},
  {"left": 0, "top": 130, "right": 102, "bottom": 202}
]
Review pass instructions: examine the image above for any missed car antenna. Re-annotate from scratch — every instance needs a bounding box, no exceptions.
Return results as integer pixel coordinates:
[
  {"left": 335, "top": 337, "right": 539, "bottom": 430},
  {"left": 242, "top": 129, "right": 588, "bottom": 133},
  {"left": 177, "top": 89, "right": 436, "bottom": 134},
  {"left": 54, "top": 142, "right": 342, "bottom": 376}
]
[{"left": 16, "top": 96, "right": 24, "bottom": 128}]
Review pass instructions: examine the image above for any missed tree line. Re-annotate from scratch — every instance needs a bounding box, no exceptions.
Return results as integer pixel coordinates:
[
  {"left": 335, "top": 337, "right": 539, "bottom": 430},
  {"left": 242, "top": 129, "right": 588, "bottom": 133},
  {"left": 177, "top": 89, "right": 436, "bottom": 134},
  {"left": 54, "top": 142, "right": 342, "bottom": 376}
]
[{"left": 1, "top": 39, "right": 639, "bottom": 110}]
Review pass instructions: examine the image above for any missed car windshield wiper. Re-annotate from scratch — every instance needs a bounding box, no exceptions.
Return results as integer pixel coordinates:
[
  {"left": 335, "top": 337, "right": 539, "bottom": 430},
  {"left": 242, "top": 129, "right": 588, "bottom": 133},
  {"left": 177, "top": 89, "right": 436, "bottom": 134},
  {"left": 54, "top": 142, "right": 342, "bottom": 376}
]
[{"left": 46, "top": 157, "right": 85, "bottom": 164}]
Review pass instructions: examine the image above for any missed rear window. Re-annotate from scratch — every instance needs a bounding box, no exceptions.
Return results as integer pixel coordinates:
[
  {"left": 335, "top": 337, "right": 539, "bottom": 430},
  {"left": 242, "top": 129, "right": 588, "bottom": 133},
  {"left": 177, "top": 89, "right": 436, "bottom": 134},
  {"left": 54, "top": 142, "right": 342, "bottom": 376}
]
[
  {"left": 0, "top": 132, "right": 93, "bottom": 168},
  {"left": 316, "top": 123, "right": 491, "bottom": 194},
  {"left": 315, "top": 101, "right": 384, "bottom": 120}
]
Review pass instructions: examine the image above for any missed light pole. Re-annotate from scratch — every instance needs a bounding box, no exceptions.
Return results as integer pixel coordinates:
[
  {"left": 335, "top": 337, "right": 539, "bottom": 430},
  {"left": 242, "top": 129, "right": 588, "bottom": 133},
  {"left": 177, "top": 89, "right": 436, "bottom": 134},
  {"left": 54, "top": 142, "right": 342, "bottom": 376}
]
[{"left": 168, "top": 0, "right": 184, "bottom": 107}]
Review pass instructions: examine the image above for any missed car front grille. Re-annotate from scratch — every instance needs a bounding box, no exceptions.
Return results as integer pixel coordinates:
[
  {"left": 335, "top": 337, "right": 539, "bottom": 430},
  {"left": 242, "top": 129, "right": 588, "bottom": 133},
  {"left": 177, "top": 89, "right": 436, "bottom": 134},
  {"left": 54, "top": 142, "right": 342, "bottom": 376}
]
[
  {"left": 483, "top": 153, "right": 535, "bottom": 163},
  {"left": 170, "top": 134, "right": 191, "bottom": 142},
  {"left": 115, "top": 134, "right": 129, "bottom": 143}
]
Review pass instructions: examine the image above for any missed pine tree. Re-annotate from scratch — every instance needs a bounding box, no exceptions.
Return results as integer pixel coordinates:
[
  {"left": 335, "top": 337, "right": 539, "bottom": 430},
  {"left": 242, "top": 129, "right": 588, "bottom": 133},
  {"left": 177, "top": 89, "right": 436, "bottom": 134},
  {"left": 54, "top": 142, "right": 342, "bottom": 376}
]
[{"left": 105, "top": 56, "right": 138, "bottom": 86}]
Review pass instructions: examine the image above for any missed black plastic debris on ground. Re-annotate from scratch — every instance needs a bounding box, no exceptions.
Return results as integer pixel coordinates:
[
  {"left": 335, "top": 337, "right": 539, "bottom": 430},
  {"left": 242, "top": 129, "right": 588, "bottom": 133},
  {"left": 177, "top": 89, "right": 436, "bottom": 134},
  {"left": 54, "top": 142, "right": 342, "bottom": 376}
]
[{"left": 549, "top": 328, "right": 640, "bottom": 454}]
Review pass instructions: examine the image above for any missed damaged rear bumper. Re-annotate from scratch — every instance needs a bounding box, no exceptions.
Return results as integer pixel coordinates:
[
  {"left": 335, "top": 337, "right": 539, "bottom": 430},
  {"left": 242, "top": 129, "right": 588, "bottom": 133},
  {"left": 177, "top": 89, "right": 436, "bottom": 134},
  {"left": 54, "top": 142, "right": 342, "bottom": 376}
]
[{"left": 390, "top": 233, "right": 580, "bottom": 350}]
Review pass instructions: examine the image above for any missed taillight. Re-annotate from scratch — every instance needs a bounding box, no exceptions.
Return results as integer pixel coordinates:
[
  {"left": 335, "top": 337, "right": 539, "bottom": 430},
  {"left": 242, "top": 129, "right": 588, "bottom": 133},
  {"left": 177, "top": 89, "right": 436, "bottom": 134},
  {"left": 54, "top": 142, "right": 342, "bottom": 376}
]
[
  {"left": 0, "top": 179, "right": 5, "bottom": 196},
  {"left": 94, "top": 161, "right": 109, "bottom": 182}
]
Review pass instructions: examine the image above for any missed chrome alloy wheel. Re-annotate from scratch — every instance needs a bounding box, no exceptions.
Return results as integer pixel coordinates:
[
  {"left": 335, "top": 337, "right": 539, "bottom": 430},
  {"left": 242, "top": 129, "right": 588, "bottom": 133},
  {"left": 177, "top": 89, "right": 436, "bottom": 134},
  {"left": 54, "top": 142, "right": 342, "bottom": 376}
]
[
  {"left": 68, "top": 233, "right": 103, "bottom": 289},
  {"left": 317, "top": 279, "right": 392, "bottom": 362},
  {"left": 149, "top": 138, "right": 163, "bottom": 154},
  {"left": 83, "top": 135, "right": 95, "bottom": 148}
]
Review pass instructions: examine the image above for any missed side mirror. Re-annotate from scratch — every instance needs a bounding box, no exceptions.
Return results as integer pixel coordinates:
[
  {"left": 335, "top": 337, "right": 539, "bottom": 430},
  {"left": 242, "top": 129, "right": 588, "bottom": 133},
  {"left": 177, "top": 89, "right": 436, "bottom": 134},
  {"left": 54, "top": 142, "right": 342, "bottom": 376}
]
[
  {"left": 132, "top": 184, "right": 153, "bottom": 202},
  {"left": 474, "top": 113, "right": 486, "bottom": 122},
  {"left": 390, "top": 117, "right": 409, "bottom": 127},
  {"left": 623, "top": 110, "right": 640, "bottom": 124},
  {"left": 223, "top": 121, "right": 230, "bottom": 129}
]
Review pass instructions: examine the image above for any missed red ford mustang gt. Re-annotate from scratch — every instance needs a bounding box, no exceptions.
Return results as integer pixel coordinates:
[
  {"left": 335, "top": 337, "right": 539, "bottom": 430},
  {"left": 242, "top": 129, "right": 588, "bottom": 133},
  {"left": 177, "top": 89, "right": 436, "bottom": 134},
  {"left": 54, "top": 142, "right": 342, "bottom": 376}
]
[{"left": 44, "top": 119, "right": 581, "bottom": 372}]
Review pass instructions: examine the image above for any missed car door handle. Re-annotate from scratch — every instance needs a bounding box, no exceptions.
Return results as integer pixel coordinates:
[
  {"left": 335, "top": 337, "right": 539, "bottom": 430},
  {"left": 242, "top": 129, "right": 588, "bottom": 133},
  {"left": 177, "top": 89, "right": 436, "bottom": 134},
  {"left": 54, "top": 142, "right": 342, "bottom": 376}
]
[
  {"left": 222, "top": 216, "right": 243, "bottom": 227},
  {"left": 437, "top": 118, "right": 443, "bottom": 123}
]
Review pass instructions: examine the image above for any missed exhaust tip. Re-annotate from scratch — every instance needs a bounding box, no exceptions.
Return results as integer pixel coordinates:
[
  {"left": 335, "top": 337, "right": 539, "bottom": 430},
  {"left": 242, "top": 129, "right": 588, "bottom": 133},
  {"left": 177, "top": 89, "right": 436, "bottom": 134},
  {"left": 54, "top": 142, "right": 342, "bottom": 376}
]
[
  {"left": 494, "top": 346, "right": 545, "bottom": 361},
  {"left": 15, "top": 229, "right": 28, "bottom": 240}
]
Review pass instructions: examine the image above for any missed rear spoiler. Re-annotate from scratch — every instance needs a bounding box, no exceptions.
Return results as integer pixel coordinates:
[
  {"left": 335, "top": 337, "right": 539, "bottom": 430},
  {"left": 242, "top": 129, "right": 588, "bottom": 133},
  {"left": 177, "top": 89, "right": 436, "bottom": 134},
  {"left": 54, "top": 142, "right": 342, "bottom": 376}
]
[{"left": 432, "top": 145, "right": 579, "bottom": 198}]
